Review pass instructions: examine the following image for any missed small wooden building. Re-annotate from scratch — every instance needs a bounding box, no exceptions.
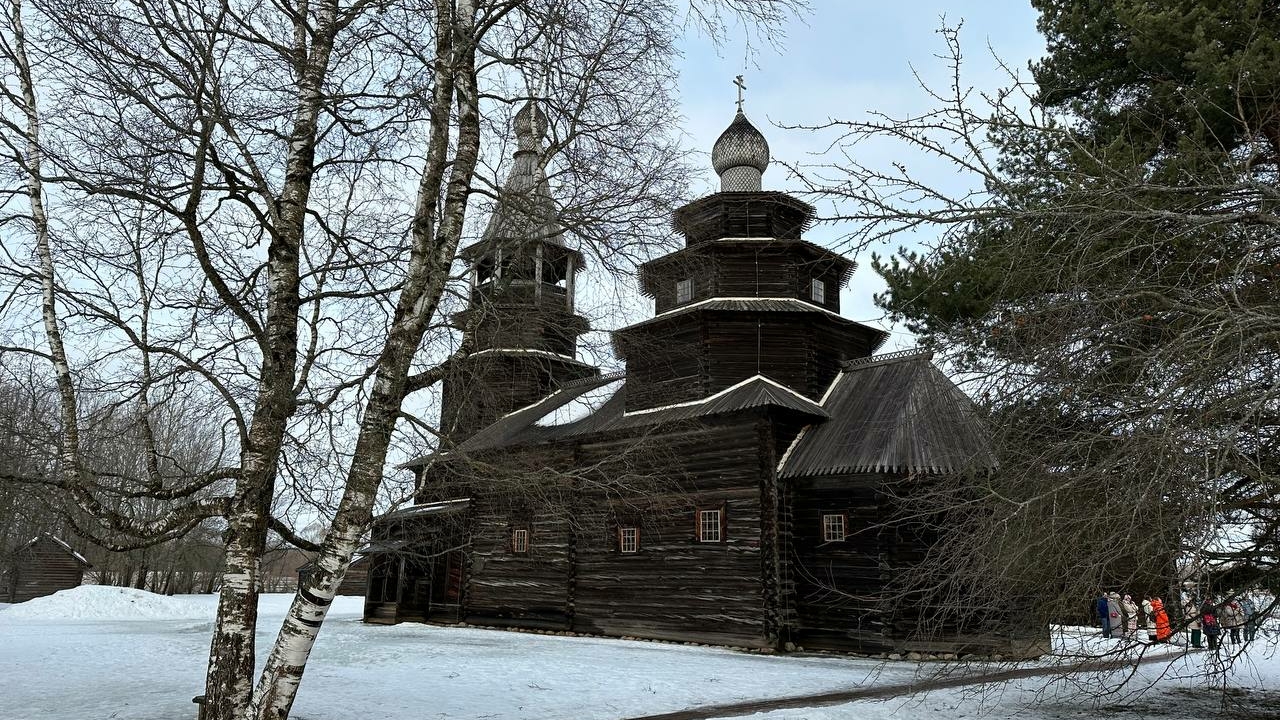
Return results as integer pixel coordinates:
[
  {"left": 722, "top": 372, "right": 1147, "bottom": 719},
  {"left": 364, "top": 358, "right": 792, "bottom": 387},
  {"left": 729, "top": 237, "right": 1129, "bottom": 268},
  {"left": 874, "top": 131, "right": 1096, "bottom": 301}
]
[
  {"left": 366, "top": 103, "right": 1043, "bottom": 657},
  {"left": 298, "top": 555, "right": 371, "bottom": 597},
  {"left": 2, "top": 534, "right": 92, "bottom": 603}
]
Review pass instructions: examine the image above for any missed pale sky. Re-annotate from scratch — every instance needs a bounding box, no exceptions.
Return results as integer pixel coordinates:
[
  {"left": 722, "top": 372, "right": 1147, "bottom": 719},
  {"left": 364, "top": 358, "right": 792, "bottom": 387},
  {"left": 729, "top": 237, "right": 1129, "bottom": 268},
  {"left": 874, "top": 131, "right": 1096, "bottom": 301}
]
[{"left": 667, "top": 1, "right": 1046, "bottom": 351}]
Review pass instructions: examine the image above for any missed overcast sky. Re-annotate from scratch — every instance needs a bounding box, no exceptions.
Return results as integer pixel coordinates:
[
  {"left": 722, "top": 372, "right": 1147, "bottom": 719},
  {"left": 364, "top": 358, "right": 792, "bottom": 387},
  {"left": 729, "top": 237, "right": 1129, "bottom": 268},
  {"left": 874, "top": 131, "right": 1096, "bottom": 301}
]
[{"left": 668, "top": 1, "right": 1047, "bottom": 350}]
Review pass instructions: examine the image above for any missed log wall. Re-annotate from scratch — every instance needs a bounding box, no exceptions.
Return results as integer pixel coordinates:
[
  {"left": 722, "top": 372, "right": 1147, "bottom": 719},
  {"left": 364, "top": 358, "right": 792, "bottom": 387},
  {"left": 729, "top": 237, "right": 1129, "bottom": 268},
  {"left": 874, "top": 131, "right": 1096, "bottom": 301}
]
[
  {"left": 463, "top": 446, "right": 577, "bottom": 629},
  {"left": 784, "top": 472, "right": 1049, "bottom": 657},
  {"left": 783, "top": 473, "right": 893, "bottom": 653},
  {"left": 616, "top": 321, "right": 705, "bottom": 411},
  {"left": 571, "top": 416, "right": 772, "bottom": 647},
  {"left": 644, "top": 244, "right": 845, "bottom": 316},
  {"left": 4, "top": 538, "right": 85, "bottom": 603},
  {"left": 703, "top": 314, "right": 875, "bottom": 401},
  {"left": 439, "top": 354, "right": 592, "bottom": 443}
]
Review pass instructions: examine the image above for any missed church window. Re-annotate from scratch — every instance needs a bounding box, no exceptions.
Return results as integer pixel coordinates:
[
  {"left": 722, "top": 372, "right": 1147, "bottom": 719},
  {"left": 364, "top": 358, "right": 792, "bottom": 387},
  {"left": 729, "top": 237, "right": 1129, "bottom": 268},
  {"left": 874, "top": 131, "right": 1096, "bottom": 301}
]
[
  {"left": 810, "top": 278, "right": 826, "bottom": 305},
  {"left": 822, "top": 513, "right": 846, "bottom": 543},
  {"left": 511, "top": 527, "right": 530, "bottom": 554},
  {"left": 618, "top": 526, "right": 639, "bottom": 554},
  {"left": 676, "top": 278, "right": 693, "bottom": 304},
  {"left": 696, "top": 506, "right": 724, "bottom": 543}
]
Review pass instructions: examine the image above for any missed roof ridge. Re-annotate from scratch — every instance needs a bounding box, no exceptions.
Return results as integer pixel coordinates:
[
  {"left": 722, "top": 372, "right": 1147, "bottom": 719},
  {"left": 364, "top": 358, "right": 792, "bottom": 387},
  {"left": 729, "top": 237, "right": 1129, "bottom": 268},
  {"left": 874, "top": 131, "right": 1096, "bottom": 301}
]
[
  {"left": 561, "top": 370, "right": 625, "bottom": 389},
  {"left": 840, "top": 348, "right": 933, "bottom": 371},
  {"left": 745, "top": 375, "right": 826, "bottom": 409}
]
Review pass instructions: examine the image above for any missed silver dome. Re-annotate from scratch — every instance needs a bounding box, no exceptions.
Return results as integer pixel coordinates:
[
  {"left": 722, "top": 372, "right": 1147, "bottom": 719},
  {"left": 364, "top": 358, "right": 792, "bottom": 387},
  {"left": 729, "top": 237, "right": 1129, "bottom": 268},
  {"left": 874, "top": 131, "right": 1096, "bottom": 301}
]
[
  {"left": 514, "top": 100, "right": 548, "bottom": 154},
  {"left": 711, "top": 110, "right": 769, "bottom": 192}
]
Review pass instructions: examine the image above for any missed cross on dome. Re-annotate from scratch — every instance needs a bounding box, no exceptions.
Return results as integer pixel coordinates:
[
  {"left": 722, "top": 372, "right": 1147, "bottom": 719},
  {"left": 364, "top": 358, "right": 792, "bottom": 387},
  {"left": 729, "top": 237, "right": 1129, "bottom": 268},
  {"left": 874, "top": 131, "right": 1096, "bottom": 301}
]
[{"left": 711, "top": 76, "right": 769, "bottom": 192}]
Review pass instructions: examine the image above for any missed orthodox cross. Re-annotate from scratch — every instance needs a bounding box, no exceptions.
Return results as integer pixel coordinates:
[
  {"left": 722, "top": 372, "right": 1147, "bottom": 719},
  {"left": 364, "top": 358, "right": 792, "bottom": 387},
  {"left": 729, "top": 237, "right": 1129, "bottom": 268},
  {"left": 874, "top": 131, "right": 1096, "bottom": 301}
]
[{"left": 734, "top": 75, "right": 745, "bottom": 111}]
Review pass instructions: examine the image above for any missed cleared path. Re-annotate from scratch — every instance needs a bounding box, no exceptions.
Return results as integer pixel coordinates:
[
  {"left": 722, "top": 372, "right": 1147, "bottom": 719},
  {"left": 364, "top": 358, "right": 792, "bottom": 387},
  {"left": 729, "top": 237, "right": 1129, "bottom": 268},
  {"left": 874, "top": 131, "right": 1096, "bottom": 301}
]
[{"left": 624, "top": 648, "right": 1193, "bottom": 720}]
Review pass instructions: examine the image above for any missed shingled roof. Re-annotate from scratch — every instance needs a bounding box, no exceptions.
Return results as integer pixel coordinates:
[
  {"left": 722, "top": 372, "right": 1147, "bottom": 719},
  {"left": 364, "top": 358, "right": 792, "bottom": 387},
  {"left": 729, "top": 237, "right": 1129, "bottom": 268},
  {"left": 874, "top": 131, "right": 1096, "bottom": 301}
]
[
  {"left": 402, "top": 372, "right": 829, "bottom": 467},
  {"left": 778, "top": 350, "right": 998, "bottom": 478}
]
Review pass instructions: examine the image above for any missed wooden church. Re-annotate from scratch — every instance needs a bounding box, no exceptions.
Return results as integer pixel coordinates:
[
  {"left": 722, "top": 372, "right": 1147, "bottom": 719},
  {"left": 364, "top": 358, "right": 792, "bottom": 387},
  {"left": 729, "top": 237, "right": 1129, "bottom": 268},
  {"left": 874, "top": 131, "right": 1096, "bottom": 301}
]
[{"left": 363, "top": 97, "right": 1043, "bottom": 657}]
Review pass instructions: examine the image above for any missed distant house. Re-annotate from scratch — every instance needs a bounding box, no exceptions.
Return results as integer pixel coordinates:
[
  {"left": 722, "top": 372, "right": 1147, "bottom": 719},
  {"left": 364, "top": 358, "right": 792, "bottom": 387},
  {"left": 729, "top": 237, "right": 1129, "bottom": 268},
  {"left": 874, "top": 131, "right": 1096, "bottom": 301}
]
[
  {"left": 259, "top": 547, "right": 313, "bottom": 593},
  {"left": 297, "top": 555, "right": 370, "bottom": 597},
  {"left": 2, "top": 534, "right": 92, "bottom": 603}
]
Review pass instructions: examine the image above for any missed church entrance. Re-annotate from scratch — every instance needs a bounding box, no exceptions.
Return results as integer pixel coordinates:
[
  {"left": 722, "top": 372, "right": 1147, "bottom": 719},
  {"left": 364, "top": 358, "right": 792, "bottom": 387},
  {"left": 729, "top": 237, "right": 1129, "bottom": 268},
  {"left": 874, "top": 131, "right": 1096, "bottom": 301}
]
[{"left": 361, "top": 500, "right": 471, "bottom": 625}]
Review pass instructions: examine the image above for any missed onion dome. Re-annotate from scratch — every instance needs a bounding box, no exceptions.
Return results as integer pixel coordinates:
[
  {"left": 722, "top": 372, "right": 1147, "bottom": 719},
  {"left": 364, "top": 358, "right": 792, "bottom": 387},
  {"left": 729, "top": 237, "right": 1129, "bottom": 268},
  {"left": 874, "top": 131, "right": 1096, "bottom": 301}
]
[
  {"left": 711, "top": 110, "right": 770, "bottom": 192},
  {"left": 514, "top": 99, "right": 548, "bottom": 154},
  {"left": 480, "top": 100, "right": 562, "bottom": 247}
]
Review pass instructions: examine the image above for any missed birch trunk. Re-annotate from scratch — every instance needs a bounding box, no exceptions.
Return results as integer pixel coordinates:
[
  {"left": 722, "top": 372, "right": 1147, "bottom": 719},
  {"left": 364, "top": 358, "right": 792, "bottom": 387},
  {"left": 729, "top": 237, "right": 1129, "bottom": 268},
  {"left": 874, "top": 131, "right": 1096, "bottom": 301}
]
[
  {"left": 9, "top": 0, "right": 83, "bottom": 499},
  {"left": 248, "top": 2, "right": 483, "bottom": 717},
  {"left": 202, "top": 0, "right": 342, "bottom": 715}
]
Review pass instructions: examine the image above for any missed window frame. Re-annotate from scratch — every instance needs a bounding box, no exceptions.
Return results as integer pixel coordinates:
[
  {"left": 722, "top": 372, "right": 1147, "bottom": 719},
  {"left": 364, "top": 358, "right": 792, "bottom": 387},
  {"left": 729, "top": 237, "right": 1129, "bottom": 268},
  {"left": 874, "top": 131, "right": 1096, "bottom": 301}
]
[
  {"left": 810, "top": 278, "right": 826, "bottom": 305},
  {"left": 510, "top": 526, "right": 531, "bottom": 554},
  {"left": 675, "top": 278, "right": 693, "bottom": 304},
  {"left": 695, "top": 504, "right": 727, "bottom": 544},
  {"left": 821, "top": 513, "right": 847, "bottom": 543},
  {"left": 618, "top": 526, "right": 640, "bottom": 554}
]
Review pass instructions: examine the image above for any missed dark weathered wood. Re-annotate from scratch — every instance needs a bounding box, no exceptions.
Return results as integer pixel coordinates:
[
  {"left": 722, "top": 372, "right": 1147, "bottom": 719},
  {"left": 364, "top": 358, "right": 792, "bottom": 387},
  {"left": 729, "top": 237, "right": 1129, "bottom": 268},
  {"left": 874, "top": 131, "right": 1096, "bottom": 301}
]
[
  {"left": 378, "top": 180, "right": 1030, "bottom": 658},
  {"left": 297, "top": 556, "right": 369, "bottom": 596},
  {"left": 3, "top": 535, "right": 89, "bottom": 603},
  {"left": 617, "top": 309, "right": 879, "bottom": 412},
  {"left": 570, "top": 416, "right": 771, "bottom": 647},
  {"left": 439, "top": 353, "right": 596, "bottom": 443},
  {"left": 640, "top": 240, "right": 850, "bottom": 315},
  {"left": 671, "top": 192, "right": 815, "bottom": 246}
]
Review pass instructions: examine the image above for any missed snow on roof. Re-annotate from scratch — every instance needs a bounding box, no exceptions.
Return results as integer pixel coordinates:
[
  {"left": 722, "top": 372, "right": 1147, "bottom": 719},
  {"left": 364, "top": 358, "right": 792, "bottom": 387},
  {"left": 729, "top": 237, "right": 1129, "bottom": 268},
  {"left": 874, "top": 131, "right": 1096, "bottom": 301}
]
[
  {"left": 534, "top": 377, "right": 625, "bottom": 427},
  {"left": 378, "top": 498, "right": 472, "bottom": 522},
  {"left": 46, "top": 536, "right": 90, "bottom": 566},
  {"left": 16, "top": 534, "right": 91, "bottom": 566}
]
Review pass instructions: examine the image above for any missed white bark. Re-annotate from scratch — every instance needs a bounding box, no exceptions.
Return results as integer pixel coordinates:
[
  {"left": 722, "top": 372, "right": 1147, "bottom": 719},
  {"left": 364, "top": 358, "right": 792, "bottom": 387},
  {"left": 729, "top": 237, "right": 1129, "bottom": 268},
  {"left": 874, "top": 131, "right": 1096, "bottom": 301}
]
[{"left": 249, "top": 3, "right": 484, "bottom": 718}]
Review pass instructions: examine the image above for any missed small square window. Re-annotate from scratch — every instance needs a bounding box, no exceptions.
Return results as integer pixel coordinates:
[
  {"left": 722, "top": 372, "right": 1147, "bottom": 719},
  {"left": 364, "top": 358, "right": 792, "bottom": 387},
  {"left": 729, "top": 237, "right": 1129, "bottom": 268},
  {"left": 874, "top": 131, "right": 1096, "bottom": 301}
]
[
  {"left": 697, "top": 509, "right": 723, "bottom": 543},
  {"left": 811, "top": 278, "right": 826, "bottom": 304},
  {"left": 511, "top": 528, "right": 530, "bottom": 554},
  {"left": 618, "top": 527, "right": 639, "bottom": 554},
  {"left": 676, "top": 278, "right": 693, "bottom": 304},
  {"left": 822, "top": 514, "right": 846, "bottom": 543}
]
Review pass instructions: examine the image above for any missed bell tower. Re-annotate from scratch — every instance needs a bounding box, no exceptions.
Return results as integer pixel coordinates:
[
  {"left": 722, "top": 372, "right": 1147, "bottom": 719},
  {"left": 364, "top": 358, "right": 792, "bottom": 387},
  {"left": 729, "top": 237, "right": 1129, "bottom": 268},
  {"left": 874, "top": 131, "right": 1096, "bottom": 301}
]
[{"left": 439, "top": 101, "right": 596, "bottom": 443}]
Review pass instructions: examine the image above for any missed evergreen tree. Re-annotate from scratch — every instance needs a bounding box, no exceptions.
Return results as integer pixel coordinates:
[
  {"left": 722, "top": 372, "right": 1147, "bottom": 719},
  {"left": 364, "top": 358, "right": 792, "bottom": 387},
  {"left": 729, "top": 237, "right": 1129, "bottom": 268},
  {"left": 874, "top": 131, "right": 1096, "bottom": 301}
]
[{"left": 815, "top": 2, "right": 1280, "bottom": 626}]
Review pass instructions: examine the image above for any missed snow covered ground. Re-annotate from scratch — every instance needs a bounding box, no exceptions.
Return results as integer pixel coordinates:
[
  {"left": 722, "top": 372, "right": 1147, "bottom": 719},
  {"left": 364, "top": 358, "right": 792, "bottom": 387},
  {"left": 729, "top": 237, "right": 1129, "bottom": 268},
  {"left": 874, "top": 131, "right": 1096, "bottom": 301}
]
[{"left": 0, "top": 587, "right": 1275, "bottom": 720}]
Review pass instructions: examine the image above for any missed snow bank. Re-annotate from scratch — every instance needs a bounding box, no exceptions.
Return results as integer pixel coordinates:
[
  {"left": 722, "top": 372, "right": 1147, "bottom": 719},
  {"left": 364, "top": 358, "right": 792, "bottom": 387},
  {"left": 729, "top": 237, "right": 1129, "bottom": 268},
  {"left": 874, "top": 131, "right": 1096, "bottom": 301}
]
[{"left": 0, "top": 585, "right": 208, "bottom": 622}]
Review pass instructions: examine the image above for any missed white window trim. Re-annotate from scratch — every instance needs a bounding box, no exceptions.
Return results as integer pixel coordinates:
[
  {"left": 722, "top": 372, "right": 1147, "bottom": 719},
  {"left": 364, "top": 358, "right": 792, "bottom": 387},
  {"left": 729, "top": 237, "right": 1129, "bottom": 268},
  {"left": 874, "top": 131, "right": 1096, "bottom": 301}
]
[
  {"left": 822, "top": 513, "right": 846, "bottom": 543},
  {"left": 512, "top": 528, "right": 530, "bottom": 554},
  {"left": 811, "top": 278, "right": 826, "bottom": 304},
  {"left": 618, "top": 526, "right": 639, "bottom": 554},
  {"left": 698, "top": 509, "right": 723, "bottom": 543},
  {"left": 675, "top": 278, "right": 693, "bottom": 304}
]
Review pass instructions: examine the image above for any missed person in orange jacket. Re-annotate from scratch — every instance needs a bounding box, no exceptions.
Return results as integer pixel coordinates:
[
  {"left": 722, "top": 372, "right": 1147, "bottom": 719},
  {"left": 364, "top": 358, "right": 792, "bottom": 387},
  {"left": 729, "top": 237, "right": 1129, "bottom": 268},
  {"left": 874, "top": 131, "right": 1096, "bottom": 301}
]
[{"left": 1151, "top": 596, "right": 1172, "bottom": 642}]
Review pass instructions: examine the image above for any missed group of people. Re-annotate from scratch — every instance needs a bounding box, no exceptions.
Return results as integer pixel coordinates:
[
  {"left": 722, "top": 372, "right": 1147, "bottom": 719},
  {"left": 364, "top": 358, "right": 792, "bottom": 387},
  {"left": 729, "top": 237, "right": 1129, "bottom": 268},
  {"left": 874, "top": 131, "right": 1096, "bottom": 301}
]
[
  {"left": 1095, "top": 590, "right": 1266, "bottom": 651},
  {"left": 1187, "top": 595, "right": 1261, "bottom": 651},
  {"left": 1095, "top": 592, "right": 1171, "bottom": 642}
]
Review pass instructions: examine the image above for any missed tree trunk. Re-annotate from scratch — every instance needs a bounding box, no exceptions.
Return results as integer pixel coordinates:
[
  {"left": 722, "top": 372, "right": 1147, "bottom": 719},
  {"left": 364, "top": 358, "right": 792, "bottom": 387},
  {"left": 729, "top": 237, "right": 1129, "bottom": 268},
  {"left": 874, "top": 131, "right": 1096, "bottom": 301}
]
[{"left": 247, "top": 3, "right": 482, "bottom": 718}]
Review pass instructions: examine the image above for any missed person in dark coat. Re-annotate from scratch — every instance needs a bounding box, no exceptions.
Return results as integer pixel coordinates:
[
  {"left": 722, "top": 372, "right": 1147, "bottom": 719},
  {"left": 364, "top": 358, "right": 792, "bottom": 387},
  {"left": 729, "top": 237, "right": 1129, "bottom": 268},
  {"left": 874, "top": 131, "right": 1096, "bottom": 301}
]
[
  {"left": 1200, "top": 598, "right": 1221, "bottom": 652},
  {"left": 1096, "top": 593, "right": 1112, "bottom": 638},
  {"left": 1106, "top": 592, "right": 1123, "bottom": 639},
  {"left": 1242, "top": 596, "right": 1259, "bottom": 642}
]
